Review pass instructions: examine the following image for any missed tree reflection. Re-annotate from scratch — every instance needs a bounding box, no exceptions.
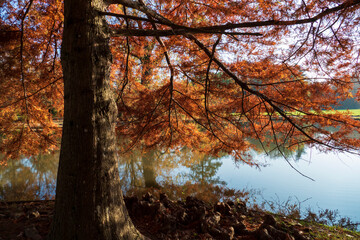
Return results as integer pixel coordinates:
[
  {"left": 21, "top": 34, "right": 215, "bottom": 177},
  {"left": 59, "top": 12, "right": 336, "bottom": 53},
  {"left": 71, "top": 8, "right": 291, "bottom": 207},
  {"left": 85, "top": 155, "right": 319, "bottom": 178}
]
[
  {"left": 0, "top": 152, "right": 58, "bottom": 201},
  {"left": 249, "top": 137, "right": 306, "bottom": 162},
  {"left": 187, "top": 152, "right": 226, "bottom": 186},
  {"left": 0, "top": 140, "right": 307, "bottom": 201}
]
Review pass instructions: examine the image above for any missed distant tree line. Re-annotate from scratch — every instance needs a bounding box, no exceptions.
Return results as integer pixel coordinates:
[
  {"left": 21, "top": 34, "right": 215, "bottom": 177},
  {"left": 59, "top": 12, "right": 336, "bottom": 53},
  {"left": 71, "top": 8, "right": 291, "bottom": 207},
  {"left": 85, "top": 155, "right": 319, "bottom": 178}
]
[{"left": 333, "top": 82, "right": 360, "bottom": 110}]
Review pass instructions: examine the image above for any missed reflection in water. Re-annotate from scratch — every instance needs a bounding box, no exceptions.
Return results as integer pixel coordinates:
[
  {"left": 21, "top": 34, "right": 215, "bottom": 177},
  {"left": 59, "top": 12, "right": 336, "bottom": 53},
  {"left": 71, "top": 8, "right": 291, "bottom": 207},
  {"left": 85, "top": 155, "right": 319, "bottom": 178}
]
[
  {"left": 0, "top": 152, "right": 58, "bottom": 201},
  {"left": 2, "top": 144, "right": 359, "bottom": 226},
  {"left": 249, "top": 137, "right": 306, "bottom": 162},
  {"left": 0, "top": 147, "right": 235, "bottom": 201},
  {"left": 188, "top": 152, "right": 226, "bottom": 186},
  {"left": 117, "top": 147, "right": 228, "bottom": 193},
  {"left": 141, "top": 150, "right": 160, "bottom": 188}
]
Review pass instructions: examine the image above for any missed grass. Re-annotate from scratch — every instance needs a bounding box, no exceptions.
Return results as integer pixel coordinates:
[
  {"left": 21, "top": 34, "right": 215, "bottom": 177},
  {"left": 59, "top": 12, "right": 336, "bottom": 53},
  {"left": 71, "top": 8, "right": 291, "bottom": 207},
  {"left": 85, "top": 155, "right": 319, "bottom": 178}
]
[
  {"left": 323, "top": 109, "right": 360, "bottom": 116},
  {"left": 232, "top": 108, "right": 360, "bottom": 118},
  {"left": 303, "top": 221, "right": 360, "bottom": 239}
]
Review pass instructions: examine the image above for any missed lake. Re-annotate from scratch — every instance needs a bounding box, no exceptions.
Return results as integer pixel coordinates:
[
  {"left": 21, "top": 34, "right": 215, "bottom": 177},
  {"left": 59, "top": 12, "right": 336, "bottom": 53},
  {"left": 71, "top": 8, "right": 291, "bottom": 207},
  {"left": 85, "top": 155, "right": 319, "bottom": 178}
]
[{"left": 1, "top": 145, "right": 359, "bottom": 225}]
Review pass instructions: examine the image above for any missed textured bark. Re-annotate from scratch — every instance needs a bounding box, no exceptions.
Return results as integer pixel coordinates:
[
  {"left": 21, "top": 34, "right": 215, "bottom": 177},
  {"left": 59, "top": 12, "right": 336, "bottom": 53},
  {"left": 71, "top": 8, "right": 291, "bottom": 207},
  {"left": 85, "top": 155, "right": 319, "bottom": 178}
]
[{"left": 48, "top": 0, "right": 143, "bottom": 239}]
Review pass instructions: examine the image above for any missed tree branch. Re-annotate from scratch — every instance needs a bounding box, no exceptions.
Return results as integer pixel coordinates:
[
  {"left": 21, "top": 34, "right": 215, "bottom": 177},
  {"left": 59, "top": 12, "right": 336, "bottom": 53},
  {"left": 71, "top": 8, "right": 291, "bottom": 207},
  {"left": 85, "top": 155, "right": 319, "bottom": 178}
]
[
  {"left": 111, "top": 28, "right": 262, "bottom": 37},
  {"left": 20, "top": 0, "right": 34, "bottom": 127},
  {"left": 106, "top": 0, "right": 360, "bottom": 35}
]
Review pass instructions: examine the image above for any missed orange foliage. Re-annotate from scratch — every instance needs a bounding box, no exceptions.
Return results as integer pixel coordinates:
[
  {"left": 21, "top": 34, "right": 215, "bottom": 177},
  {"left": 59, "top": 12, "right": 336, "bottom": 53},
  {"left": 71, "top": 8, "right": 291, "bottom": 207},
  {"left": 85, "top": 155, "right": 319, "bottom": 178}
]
[
  {"left": 1, "top": 0, "right": 360, "bottom": 163},
  {"left": 0, "top": 0, "right": 63, "bottom": 162}
]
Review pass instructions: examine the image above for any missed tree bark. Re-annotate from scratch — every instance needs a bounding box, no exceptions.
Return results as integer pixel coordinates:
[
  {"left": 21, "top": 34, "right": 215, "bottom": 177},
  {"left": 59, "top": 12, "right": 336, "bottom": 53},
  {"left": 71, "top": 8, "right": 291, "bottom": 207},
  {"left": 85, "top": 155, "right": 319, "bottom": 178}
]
[{"left": 48, "top": 0, "right": 143, "bottom": 239}]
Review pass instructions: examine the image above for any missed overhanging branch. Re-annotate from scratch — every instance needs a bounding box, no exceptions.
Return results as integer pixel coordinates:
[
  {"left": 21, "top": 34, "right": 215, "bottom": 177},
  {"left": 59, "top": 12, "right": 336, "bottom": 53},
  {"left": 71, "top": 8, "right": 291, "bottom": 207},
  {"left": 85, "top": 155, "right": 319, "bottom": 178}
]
[
  {"left": 111, "top": 28, "right": 262, "bottom": 37},
  {"left": 105, "top": 0, "right": 360, "bottom": 34}
]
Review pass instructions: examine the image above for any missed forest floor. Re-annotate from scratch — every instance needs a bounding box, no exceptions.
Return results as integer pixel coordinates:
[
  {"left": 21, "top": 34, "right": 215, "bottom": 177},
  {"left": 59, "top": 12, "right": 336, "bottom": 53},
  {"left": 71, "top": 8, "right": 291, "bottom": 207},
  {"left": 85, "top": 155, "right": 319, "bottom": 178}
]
[{"left": 0, "top": 193, "right": 359, "bottom": 240}]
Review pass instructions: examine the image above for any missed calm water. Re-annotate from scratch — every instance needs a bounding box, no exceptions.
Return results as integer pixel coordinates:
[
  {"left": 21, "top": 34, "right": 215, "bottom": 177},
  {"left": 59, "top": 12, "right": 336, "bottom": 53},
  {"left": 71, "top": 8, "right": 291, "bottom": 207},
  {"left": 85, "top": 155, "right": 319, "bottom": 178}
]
[
  {"left": 218, "top": 149, "right": 360, "bottom": 223},
  {"left": 1, "top": 146, "right": 359, "bottom": 224}
]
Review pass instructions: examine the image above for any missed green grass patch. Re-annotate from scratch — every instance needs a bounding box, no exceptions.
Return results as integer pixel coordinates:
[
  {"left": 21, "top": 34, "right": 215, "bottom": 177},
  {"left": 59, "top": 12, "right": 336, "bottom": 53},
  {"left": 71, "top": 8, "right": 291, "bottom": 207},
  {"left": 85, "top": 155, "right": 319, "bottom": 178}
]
[{"left": 231, "top": 108, "right": 360, "bottom": 119}]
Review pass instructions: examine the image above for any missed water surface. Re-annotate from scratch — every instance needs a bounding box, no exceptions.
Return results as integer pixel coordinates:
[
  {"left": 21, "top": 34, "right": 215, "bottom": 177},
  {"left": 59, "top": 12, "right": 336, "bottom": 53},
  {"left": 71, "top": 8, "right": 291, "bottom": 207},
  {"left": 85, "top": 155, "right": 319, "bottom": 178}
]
[{"left": 1, "top": 146, "right": 359, "bottom": 224}]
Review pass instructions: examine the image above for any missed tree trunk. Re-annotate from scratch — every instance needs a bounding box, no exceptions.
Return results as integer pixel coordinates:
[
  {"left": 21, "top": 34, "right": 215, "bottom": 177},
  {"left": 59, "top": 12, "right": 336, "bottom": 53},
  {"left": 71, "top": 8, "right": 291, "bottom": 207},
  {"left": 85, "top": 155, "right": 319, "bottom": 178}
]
[{"left": 48, "top": 0, "right": 143, "bottom": 239}]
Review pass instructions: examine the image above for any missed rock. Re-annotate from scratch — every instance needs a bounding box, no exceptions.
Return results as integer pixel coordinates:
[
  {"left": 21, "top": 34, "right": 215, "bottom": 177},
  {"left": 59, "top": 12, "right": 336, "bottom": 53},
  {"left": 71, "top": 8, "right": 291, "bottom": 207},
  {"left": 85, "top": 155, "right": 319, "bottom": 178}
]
[
  {"left": 235, "top": 201, "right": 247, "bottom": 214},
  {"left": 143, "top": 192, "right": 155, "bottom": 203},
  {"left": 27, "top": 210, "right": 40, "bottom": 218},
  {"left": 212, "top": 212, "right": 221, "bottom": 224},
  {"left": 211, "top": 226, "right": 234, "bottom": 240},
  {"left": 200, "top": 211, "right": 222, "bottom": 234},
  {"left": 223, "top": 226, "right": 235, "bottom": 240},
  {"left": 187, "top": 205, "right": 206, "bottom": 222},
  {"left": 175, "top": 208, "right": 188, "bottom": 224},
  {"left": 24, "top": 225, "right": 42, "bottom": 240},
  {"left": 152, "top": 202, "right": 166, "bottom": 215},
  {"left": 160, "top": 193, "right": 172, "bottom": 208},
  {"left": 214, "top": 202, "right": 232, "bottom": 216},
  {"left": 266, "top": 225, "right": 294, "bottom": 240},
  {"left": 226, "top": 200, "right": 235, "bottom": 207},
  {"left": 208, "top": 226, "right": 222, "bottom": 238},
  {"left": 138, "top": 200, "right": 164, "bottom": 216},
  {"left": 263, "top": 214, "right": 277, "bottom": 227},
  {"left": 185, "top": 196, "right": 204, "bottom": 208},
  {"left": 233, "top": 221, "right": 247, "bottom": 235},
  {"left": 292, "top": 230, "right": 309, "bottom": 240},
  {"left": 160, "top": 192, "right": 168, "bottom": 201},
  {"left": 257, "top": 228, "right": 274, "bottom": 240}
]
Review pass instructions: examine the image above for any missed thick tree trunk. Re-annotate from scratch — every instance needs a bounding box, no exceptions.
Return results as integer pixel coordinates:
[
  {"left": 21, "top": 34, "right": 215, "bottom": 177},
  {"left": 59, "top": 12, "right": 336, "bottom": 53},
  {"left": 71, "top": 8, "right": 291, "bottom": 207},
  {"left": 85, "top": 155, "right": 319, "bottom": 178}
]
[{"left": 48, "top": 0, "right": 143, "bottom": 239}]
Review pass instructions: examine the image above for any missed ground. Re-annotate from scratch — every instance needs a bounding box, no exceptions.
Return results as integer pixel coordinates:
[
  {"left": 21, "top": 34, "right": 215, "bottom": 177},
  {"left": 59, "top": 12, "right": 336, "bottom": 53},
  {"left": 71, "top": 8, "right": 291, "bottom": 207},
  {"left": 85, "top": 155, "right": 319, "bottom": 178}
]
[{"left": 0, "top": 193, "right": 359, "bottom": 240}]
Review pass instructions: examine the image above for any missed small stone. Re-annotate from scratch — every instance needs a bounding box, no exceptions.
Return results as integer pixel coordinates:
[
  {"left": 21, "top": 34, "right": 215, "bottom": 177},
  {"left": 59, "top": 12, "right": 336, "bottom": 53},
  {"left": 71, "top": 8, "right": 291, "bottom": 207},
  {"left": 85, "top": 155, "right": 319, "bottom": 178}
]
[{"left": 27, "top": 210, "right": 40, "bottom": 218}]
